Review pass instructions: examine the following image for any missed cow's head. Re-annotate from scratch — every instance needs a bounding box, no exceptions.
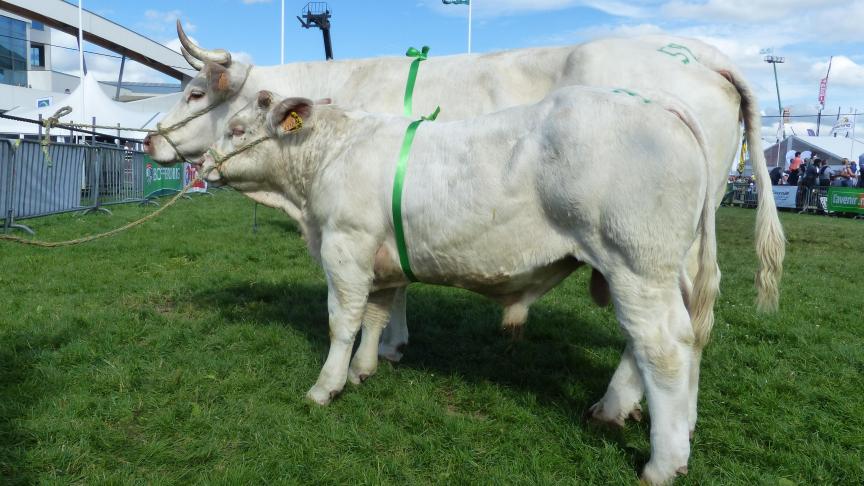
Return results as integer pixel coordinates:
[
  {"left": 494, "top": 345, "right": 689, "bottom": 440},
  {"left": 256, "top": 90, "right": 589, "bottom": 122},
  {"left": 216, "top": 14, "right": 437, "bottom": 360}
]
[
  {"left": 199, "top": 91, "right": 315, "bottom": 188},
  {"left": 144, "top": 20, "right": 252, "bottom": 164}
]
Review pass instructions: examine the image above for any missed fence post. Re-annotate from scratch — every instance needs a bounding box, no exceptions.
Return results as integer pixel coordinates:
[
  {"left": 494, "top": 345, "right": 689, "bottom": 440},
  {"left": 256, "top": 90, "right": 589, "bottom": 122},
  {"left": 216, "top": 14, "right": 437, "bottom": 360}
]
[{"left": 83, "top": 117, "right": 111, "bottom": 216}]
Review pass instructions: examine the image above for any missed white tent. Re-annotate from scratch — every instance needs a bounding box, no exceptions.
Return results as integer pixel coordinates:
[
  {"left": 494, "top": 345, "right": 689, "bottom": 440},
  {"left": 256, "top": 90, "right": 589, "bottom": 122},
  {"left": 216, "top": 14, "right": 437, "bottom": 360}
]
[
  {"left": 0, "top": 74, "right": 168, "bottom": 140},
  {"left": 764, "top": 135, "right": 863, "bottom": 168}
]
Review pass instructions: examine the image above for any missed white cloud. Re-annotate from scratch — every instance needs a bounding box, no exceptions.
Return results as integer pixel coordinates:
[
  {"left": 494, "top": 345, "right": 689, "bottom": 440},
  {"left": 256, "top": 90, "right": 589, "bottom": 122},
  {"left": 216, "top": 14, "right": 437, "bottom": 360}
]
[
  {"left": 423, "top": 0, "right": 655, "bottom": 18},
  {"left": 138, "top": 9, "right": 195, "bottom": 34},
  {"left": 661, "top": 0, "right": 846, "bottom": 22},
  {"left": 809, "top": 56, "right": 864, "bottom": 89}
]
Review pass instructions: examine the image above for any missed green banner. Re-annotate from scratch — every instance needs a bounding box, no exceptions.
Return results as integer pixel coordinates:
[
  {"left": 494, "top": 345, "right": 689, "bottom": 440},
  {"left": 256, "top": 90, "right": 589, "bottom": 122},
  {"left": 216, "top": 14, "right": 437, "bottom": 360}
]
[
  {"left": 143, "top": 155, "right": 183, "bottom": 199},
  {"left": 826, "top": 187, "right": 864, "bottom": 214}
]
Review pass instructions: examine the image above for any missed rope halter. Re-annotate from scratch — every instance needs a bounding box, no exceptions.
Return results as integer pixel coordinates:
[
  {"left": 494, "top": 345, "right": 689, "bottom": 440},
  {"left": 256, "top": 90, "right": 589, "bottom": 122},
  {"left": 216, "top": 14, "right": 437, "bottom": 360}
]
[
  {"left": 204, "top": 111, "right": 304, "bottom": 179},
  {"left": 154, "top": 64, "right": 253, "bottom": 162}
]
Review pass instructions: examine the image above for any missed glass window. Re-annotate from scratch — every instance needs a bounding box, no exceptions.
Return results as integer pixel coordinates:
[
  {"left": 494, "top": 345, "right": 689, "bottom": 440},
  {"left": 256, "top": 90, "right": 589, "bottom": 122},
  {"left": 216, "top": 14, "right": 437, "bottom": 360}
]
[
  {"left": 0, "top": 15, "right": 28, "bottom": 86},
  {"left": 31, "top": 45, "right": 45, "bottom": 67},
  {"left": 31, "top": 21, "right": 45, "bottom": 31}
]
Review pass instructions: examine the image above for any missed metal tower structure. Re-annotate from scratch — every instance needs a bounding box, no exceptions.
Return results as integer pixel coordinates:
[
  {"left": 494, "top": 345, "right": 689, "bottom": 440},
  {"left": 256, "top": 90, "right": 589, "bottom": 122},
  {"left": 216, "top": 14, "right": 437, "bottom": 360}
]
[{"left": 297, "top": 2, "right": 333, "bottom": 60}]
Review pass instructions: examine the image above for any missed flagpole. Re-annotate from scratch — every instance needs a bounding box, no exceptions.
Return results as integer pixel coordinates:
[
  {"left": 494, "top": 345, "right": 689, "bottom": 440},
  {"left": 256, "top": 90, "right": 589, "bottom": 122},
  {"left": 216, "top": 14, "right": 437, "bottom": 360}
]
[
  {"left": 280, "top": 0, "right": 285, "bottom": 64},
  {"left": 467, "top": 0, "right": 472, "bottom": 54},
  {"left": 78, "top": 0, "right": 85, "bottom": 124}
]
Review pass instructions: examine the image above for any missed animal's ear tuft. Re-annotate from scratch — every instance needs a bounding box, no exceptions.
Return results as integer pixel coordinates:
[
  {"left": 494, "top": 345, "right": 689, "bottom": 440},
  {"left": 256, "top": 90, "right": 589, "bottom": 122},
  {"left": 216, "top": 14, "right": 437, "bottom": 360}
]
[
  {"left": 268, "top": 97, "right": 314, "bottom": 136},
  {"left": 257, "top": 90, "right": 273, "bottom": 109}
]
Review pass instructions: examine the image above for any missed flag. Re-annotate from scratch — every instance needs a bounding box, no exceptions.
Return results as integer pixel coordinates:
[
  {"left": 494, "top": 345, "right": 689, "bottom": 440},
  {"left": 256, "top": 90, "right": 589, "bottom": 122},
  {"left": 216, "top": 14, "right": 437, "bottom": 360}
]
[{"left": 818, "top": 78, "right": 828, "bottom": 106}]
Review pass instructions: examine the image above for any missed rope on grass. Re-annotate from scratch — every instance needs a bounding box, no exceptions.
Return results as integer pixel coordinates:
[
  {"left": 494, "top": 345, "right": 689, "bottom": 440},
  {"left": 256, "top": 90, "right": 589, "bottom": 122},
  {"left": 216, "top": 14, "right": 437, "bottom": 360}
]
[{"left": 0, "top": 177, "right": 201, "bottom": 248}]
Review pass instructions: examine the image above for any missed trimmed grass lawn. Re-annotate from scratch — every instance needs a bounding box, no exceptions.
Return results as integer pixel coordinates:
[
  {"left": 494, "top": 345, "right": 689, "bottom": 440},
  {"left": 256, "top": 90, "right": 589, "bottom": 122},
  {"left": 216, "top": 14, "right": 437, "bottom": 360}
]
[{"left": 1, "top": 190, "right": 862, "bottom": 484}]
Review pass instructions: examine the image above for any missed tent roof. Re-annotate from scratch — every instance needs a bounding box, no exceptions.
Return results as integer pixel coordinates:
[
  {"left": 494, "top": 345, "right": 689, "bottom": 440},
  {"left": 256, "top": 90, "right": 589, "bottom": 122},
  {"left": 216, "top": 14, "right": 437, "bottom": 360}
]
[
  {"left": 0, "top": 74, "right": 168, "bottom": 140},
  {"left": 784, "top": 135, "right": 862, "bottom": 161}
]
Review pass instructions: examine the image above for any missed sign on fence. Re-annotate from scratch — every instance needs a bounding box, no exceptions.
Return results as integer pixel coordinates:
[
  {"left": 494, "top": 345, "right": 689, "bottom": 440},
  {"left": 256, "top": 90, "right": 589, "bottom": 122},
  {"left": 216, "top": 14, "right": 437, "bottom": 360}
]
[
  {"left": 183, "top": 163, "right": 208, "bottom": 194},
  {"left": 143, "top": 155, "right": 183, "bottom": 198},
  {"left": 772, "top": 186, "right": 798, "bottom": 209},
  {"left": 826, "top": 187, "right": 864, "bottom": 214}
]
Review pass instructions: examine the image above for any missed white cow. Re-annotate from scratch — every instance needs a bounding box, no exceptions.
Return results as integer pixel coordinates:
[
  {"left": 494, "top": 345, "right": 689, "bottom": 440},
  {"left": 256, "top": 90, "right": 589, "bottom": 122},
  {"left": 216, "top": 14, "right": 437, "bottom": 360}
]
[
  {"left": 197, "top": 86, "right": 719, "bottom": 484},
  {"left": 148, "top": 24, "right": 784, "bottom": 433}
]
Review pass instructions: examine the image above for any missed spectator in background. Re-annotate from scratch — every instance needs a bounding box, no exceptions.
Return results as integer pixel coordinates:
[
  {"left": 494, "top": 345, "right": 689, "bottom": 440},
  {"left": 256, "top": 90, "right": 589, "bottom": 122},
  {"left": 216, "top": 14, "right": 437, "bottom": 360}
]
[
  {"left": 850, "top": 158, "right": 859, "bottom": 187},
  {"left": 787, "top": 151, "right": 803, "bottom": 186},
  {"left": 769, "top": 165, "right": 784, "bottom": 185},
  {"left": 858, "top": 157, "right": 864, "bottom": 188},
  {"left": 798, "top": 159, "right": 819, "bottom": 209},
  {"left": 818, "top": 159, "right": 834, "bottom": 186},
  {"left": 837, "top": 159, "right": 854, "bottom": 187}
]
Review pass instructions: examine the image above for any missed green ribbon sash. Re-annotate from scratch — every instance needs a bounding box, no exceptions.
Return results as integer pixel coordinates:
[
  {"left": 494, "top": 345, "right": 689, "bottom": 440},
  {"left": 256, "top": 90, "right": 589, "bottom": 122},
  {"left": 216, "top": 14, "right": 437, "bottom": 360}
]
[
  {"left": 403, "top": 46, "right": 430, "bottom": 117},
  {"left": 392, "top": 107, "right": 440, "bottom": 282}
]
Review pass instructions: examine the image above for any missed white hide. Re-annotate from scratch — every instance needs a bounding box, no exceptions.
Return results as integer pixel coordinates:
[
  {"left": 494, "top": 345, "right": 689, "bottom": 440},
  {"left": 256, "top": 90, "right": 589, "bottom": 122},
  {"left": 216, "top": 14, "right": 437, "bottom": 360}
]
[{"left": 199, "top": 86, "right": 721, "bottom": 484}]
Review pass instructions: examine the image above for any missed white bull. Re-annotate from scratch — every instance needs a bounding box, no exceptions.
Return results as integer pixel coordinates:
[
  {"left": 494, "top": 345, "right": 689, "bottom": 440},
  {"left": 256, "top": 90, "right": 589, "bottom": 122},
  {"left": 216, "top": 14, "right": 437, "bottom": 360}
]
[
  {"left": 149, "top": 24, "right": 784, "bottom": 434},
  {"left": 197, "top": 86, "right": 719, "bottom": 484}
]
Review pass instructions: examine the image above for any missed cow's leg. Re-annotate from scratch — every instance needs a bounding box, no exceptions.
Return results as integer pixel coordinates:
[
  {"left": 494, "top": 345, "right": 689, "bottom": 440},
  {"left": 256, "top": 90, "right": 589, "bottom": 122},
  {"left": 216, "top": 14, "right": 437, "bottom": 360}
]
[
  {"left": 306, "top": 234, "right": 375, "bottom": 406},
  {"left": 378, "top": 287, "right": 409, "bottom": 362},
  {"left": 611, "top": 276, "right": 693, "bottom": 484},
  {"left": 590, "top": 248, "right": 701, "bottom": 429},
  {"left": 688, "top": 348, "right": 703, "bottom": 439},
  {"left": 349, "top": 288, "right": 397, "bottom": 384},
  {"left": 588, "top": 344, "right": 644, "bottom": 426}
]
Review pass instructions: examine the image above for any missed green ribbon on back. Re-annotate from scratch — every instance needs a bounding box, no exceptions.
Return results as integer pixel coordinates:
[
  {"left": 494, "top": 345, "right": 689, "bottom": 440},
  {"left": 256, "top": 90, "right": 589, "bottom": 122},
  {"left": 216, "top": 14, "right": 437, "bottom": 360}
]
[
  {"left": 392, "top": 106, "right": 440, "bottom": 282},
  {"left": 403, "top": 46, "right": 430, "bottom": 117}
]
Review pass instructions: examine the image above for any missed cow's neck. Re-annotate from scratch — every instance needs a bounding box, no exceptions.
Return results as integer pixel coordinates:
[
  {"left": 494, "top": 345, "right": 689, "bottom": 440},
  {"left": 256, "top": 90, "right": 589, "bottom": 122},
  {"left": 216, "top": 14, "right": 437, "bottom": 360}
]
[{"left": 273, "top": 108, "right": 365, "bottom": 204}]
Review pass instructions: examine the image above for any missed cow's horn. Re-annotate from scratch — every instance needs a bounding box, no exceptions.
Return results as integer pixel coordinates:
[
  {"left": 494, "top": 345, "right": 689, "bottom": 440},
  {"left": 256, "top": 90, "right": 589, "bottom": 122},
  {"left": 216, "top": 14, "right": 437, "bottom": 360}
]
[
  {"left": 181, "top": 46, "right": 205, "bottom": 71},
  {"left": 176, "top": 19, "right": 231, "bottom": 66}
]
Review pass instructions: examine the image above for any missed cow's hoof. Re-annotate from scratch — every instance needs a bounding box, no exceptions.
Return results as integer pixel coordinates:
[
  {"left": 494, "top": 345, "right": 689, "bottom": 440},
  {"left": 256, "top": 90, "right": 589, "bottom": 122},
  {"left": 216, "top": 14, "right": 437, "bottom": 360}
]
[
  {"left": 378, "top": 343, "right": 405, "bottom": 363},
  {"left": 587, "top": 401, "right": 642, "bottom": 428},
  {"left": 502, "top": 323, "right": 525, "bottom": 341},
  {"left": 629, "top": 404, "right": 644, "bottom": 422},
  {"left": 347, "top": 367, "right": 373, "bottom": 385},
  {"left": 640, "top": 460, "right": 688, "bottom": 485},
  {"left": 306, "top": 385, "right": 337, "bottom": 405}
]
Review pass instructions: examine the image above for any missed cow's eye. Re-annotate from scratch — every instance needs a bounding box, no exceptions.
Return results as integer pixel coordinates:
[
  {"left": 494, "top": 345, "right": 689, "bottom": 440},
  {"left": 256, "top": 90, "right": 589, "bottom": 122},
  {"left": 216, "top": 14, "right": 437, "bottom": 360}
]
[
  {"left": 188, "top": 90, "right": 205, "bottom": 102},
  {"left": 232, "top": 127, "right": 245, "bottom": 137}
]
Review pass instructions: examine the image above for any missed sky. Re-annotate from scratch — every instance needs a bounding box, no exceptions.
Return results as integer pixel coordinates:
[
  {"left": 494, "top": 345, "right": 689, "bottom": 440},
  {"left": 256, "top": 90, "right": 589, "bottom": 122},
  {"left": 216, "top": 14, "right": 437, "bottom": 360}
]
[{"left": 51, "top": 0, "right": 864, "bottom": 138}]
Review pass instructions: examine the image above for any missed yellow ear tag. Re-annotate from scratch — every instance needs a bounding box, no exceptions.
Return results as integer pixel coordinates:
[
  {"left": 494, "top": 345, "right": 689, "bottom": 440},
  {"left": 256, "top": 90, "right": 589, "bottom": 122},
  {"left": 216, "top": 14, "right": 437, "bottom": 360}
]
[{"left": 281, "top": 111, "right": 304, "bottom": 133}]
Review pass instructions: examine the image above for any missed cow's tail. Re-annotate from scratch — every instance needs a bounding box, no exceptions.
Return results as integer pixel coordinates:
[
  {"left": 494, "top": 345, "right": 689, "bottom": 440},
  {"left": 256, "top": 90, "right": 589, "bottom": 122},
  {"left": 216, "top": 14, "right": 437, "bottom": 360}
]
[
  {"left": 661, "top": 95, "right": 720, "bottom": 348},
  {"left": 694, "top": 49, "right": 786, "bottom": 313},
  {"left": 691, "top": 166, "right": 720, "bottom": 348}
]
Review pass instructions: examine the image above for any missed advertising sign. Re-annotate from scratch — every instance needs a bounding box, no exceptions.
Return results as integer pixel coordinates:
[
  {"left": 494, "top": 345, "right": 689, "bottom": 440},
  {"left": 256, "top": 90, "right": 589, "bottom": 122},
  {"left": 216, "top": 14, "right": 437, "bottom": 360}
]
[
  {"left": 772, "top": 186, "right": 798, "bottom": 209},
  {"left": 143, "top": 155, "right": 183, "bottom": 198},
  {"left": 36, "top": 96, "right": 52, "bottom": 108},
  {"left": 183, "top": 162, "right": 208, "bottom": 194},
  {"left": 831, "top": 116, "right": 854, "bottom": 138},
  {"left": 826, "top": 187, "right": 864, "bottom": 214}
]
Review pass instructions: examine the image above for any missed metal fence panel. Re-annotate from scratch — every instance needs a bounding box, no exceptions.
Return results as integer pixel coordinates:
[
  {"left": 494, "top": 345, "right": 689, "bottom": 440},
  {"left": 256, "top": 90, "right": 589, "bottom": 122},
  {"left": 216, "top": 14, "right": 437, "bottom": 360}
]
[
  {"left": 4, "top": 141, "right": 87, "bottom": 219},
  {"left": 0, "top": 140, "right": 14, "bottom": 219}
]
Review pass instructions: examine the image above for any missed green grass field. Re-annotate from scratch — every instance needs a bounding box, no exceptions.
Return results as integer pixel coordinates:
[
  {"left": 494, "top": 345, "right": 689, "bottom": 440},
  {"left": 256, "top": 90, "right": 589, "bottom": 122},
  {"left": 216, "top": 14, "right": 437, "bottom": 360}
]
[{"left": 1, "top": 190, "right": 862, "bottom": 484}]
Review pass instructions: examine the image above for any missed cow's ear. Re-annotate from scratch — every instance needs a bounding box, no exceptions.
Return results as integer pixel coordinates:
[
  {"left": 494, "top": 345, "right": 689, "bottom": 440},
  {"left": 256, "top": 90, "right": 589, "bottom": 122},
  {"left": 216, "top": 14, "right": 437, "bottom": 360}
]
[
  {"left": 206, "top": 62, "right": 231, "bottom": 94},
  {"left": 268, "top": 97, "right": 314, "bottom": 136},
  {"left": 257, "top": 90, "right": 274, "bottom": 109}
]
